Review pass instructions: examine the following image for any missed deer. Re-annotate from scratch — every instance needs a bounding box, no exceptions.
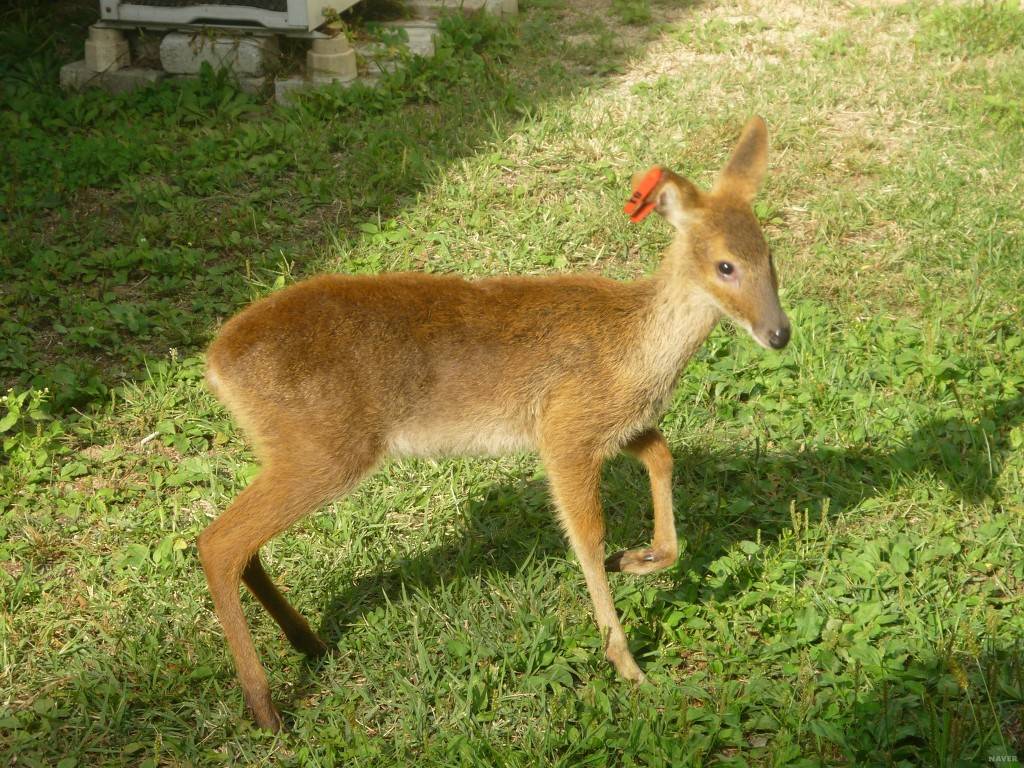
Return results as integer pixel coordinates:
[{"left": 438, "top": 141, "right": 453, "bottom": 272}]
[{"left": 198, "top": 115, "right": 790, "bottom": 731}]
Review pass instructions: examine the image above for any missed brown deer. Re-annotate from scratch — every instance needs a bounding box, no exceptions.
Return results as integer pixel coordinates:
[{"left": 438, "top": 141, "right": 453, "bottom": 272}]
[{"left": 199, "top": 116, "right": 789, "bottom": 731}]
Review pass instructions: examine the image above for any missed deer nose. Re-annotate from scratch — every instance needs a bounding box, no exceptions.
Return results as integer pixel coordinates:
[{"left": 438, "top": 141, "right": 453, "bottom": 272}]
[{"left": 768, "top": 325, "right": 790, "bottom": 350}]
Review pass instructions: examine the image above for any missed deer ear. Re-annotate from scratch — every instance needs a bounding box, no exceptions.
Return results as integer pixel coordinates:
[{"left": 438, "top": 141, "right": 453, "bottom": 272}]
[
  {"left": 652, "top": 171, "right": 705, "bottom": 230},
  {"left": 714, "top": 115, "right": 768, "bottom": 202}
]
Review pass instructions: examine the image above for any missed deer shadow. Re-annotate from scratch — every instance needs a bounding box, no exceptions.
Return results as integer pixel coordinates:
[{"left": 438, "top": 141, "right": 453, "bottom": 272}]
[
  {"left": 270, "top": 392, "right": 1024, "bottom": 755},
  {"left": 660, "top": 391, "right": 1023, "bottom": 596},
  {"left": 299, "top": 392, "right": 1022, "bottom": 691}
]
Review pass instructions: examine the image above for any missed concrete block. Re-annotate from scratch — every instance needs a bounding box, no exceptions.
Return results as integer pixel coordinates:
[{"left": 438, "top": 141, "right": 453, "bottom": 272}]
[
  {"left": 274, "top": 76, "right": 311, "bottom": 105},
  {"left": 160, "top": 32, "right": 279, "bottom": 76},
  {"left": 275, "top": 71, "right": 383, "bottom": 105},
  {"left": 306, "top": 35, "right": 357, "bottom": 81},
  {"left": 170, "top": 73, "right": 267, "bottom": 95},
  {"left": 84, "top": 25, "right": 130, "bottom": 72},
  {"left": 406, "top": 0, "right": 487, "bottom": 18},
  {"left": 274, "top": 75, "right": 332, "bottom": 105},
  {"left": 354, "top": 48, "right": 398, "bottom": 77},
  {"left": 406, "top": 0, "right": 514, "bottom": 17},
  {"left": 236, "top": 76, "right": 268, "bottom": 96},
  {"left": 485, "top": 0, "right": 517, "bottom": 14},
  {"left": 356, "top": 20, "right": 440, "bottom": 78},
  {"left": 60, "top": 60, "right": 165, "bottom": 94},
  {"left": 378, "top": 20, "right": 439, "bottom": 58}
]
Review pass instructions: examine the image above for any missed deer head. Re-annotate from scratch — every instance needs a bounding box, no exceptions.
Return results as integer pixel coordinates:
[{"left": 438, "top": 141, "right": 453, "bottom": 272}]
[{"left": 632, "top": 116, "right": 790, "bottom": 350}]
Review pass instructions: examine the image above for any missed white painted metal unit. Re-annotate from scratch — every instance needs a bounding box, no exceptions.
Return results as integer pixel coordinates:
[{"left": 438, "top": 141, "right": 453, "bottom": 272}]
[{"left": 98, "top": 0, "right": 360, "bottom": 33}]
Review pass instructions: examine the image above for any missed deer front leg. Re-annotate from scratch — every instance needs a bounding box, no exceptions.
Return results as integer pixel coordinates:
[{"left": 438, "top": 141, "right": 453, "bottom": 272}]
[
  {"left": 542, "top": 448, "right": 645, "bottom": 683},
  {"left": 605, "top": 428, "right": 679, "bottom": 575}
]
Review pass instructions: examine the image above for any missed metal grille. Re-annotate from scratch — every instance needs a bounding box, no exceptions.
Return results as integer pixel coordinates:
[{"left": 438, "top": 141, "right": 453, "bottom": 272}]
[{"left": 129, "top": 0, "right": 288, "bottom": 11}]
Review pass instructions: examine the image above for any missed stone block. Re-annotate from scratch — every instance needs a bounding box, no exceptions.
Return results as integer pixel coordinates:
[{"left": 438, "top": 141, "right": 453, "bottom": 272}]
[
  {"left": 274, "top": 75, "right": 311, "bottom": 105},
  {"left": 170, "top": 73, "right": 267, "bottom": 95},
  {"left": 378, "top": 21, "right": 439, "bottom": 58},
  {"left": 60, "top": 60, "right": 165, "bottom": 94},
  {"left": 160, "top": 32, "right": 279, "bottom": 76},
  {"left": 406, "top": 0, "right": 487, "bottom": 19},
  {"left": 307, "top": 35, "right": 357, "bottom": 81},
  {"left": 84, "top": 26, "right": 130, "bottom": 72},
  {"left": 236, "top": 76, "right": 268, "bottom": 96},
  {"left": 405, "top": 0, "right": 514, "bottom": 17},
  {"left": 275, "top": 71, "right": 382, "bottom": 105},
  {"left": 485, "top": 0, "right": 517, "bottom": 14}
]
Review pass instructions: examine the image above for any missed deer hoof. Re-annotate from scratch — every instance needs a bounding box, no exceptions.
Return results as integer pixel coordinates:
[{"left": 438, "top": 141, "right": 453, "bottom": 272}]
[
  {"left": 607, "top": 644, "right": 646, "bottom": 683},
  {"left": 605, "top": 546, "right": 677, "bottom": 575},
  {"left": 247, "top": 694, "right": 284, "bottom": 732}
]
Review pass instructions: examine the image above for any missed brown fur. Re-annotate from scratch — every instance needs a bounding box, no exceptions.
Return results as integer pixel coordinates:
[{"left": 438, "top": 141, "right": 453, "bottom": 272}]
[{"left": 198, "top": 116, "right": 790, "bottom": 730}]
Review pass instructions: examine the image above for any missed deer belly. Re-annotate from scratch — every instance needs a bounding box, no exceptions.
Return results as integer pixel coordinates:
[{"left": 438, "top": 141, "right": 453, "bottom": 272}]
[{"left": 387, "top": 417, "right": 535, "bottom": 458}]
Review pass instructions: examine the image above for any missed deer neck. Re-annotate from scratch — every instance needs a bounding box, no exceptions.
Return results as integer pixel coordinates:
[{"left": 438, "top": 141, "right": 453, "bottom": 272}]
[{"left": 637, "top": 235, "right": 722, "bottom": 383}]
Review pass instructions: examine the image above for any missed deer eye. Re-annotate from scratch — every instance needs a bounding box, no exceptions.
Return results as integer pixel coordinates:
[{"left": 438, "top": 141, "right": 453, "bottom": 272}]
[{"left": 717, "top": 261, "right": 735, "bottom": 277}]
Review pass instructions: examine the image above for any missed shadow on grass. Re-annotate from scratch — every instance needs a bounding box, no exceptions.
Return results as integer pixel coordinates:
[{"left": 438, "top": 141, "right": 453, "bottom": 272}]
[
  {"left": 6, "top": 401, "right": 1019, "bottom": 762},
  {"left": 314, "top": 393, "right": 1023, "bottom": 635},
  {"left": 832, "top": 645, "right": 1024, "bottom": 765},
  {"left": 670, "top": 391, "right": 1024, "bottom": 588},
  {"left": 284, "top": 392, "right": 1024, "bottom": 753},
  {"left": 0, "top": 0, "right": 703, "bottom": 412}
]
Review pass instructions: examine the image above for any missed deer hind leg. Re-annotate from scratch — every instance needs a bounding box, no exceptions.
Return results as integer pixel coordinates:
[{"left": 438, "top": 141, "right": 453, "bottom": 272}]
[
  {"left": 242, "top": 553, "right": 327, "bottom": 658},
  {"left": 198, "top": 448, "right": 377, "bottom": 731},
  {"left": 605, "top": 428, "right": 679, "bottom": 575},
  {"left": 543, "top": 449, "right": 645, "bottom": 683}
]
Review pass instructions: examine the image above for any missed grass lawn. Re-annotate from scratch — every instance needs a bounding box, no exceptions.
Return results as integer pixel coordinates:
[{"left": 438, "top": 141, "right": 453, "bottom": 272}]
[{"left": 2, "top": 0, "right": 1024, "bottom": 764}]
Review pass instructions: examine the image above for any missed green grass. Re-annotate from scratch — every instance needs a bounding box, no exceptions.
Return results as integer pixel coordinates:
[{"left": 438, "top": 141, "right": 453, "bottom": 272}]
[
  {"left": 916, "top": 1, "right": 1024, "bottom": 56},
  {"left": 2, "top": 0, "right": 1024, "bottom": 765}
]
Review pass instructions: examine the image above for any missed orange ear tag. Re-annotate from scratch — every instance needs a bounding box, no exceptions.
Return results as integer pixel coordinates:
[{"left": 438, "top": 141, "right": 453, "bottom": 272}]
[{"left": 623, "top": 166, "right": 664, "bottom": 223}]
